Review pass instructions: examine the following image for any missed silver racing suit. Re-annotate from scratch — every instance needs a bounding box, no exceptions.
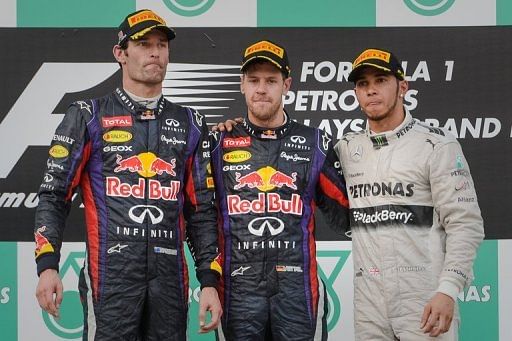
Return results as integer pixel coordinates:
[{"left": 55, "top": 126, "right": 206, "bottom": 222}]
[{"left": 335, "top": 111, "right": 484, "bottom": 340}]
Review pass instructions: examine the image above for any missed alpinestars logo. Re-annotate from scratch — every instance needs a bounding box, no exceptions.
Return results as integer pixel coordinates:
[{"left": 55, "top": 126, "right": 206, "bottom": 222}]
[{"left": 352, "top": 209, "right": 413, "bottom": 224}]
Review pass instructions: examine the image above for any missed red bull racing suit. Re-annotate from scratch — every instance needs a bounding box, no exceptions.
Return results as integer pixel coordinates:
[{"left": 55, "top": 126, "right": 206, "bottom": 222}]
[
  {"left": 210, "top": 116, "right": 350, "bottom": 340},
  {"left": 34, "top": 88, "right": 220, "bottom": 340},
  {"left": 335, "top": 111, "right": 484, "bottom": 340}
]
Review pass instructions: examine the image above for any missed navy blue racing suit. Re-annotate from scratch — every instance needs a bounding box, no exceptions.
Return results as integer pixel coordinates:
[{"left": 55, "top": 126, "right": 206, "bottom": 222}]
[
  {"left": 35, "top": 88, "right": 221, "bottom": 340},
  {"left": 210, "top": 116, "right": 349, "bottom": 341}
]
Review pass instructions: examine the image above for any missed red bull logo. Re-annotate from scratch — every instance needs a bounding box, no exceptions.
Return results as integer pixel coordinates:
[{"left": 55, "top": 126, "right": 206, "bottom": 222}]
[
  {"left": 233, "top": 166, "right": 298, "bottom": 192},
  {"left": 233, "top": 172, "right": 264, "bottom": 190},
  {"left": 227, "top": 193, "right": 303, "bottom": 215},
  {"left": 269, "top": 171, "right": 297, "bottom": 190},
  {"left": 106, "top": 177, "right": 180, "bottom": 201},
  {"left": 150, "top": 158, "right": 176, "bottom": 176},
  {"left": 35, "top": 226, "right": 55, "bottom": 258},
  {"left": 115, "top": 155, "right": 143, "bottom": 173},
  {"left": 114, "top": 153, "right": 176, "bottom": 178}
]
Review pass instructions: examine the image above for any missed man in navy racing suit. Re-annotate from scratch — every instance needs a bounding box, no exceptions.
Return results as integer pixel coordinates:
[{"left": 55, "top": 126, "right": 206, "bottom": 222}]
[
  {"left": 211, "top": 40, "right": 350, "bottom": 341},
  {"left": 34, "top": 9, "right": 222, "bottom": 340}
]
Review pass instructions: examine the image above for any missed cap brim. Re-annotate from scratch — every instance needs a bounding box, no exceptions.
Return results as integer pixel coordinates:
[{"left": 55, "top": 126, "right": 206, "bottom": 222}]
[
  {"left": 130, "top": 24, "right": 176, "bottom": 41},
  {"left": 240, "top": 55, "right": 286, "bottom": 75},
  {"left": 348, "top": 63, "right": 393, "bottom": 82}
]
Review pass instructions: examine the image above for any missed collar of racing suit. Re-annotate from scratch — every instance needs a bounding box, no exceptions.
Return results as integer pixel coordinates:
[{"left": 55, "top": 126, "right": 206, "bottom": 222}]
[
  {"left": 115, "top": 87, "right": 166, "bottom": 117},
  {"left": 241, "top": 110, "right": 292, "bottom": 139},
  {"left": 365, "top": 109, "right": 415, "bottom": 149}
]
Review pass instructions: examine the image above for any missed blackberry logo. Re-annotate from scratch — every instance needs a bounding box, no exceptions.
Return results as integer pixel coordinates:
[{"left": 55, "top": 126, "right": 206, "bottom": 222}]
[
  {"left": 353, "top": 209, "right": 413, "bottom": 224},
  {"left": 403, "top": 0, "right": 455, "bottom": 16},
  {"left": 163, "top": 0, "right": 216, "bottom": 17}
]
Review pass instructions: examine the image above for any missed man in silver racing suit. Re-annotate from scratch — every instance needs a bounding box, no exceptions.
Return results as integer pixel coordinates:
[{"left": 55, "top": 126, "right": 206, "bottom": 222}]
[{"left": 335, "top": 48, "right": 484, "bottom": 340}]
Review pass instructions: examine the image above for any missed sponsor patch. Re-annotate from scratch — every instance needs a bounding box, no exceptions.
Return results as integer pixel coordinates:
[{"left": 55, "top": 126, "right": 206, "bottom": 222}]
[
  {"left": 223, "top": 150, "right": 252, "bottom": 163},
  {"left": 353, "top": 49, "right": 391, "bottom": 66},
  {"left": 49, "top": 145, "right": 69, "bottom": 158},
  {"left": 231, "top": 265, "right": 250, "bottom": 276},
  {"left": 223, "top": 137, "right": 251, "bottom": 148},
  {"left": 103, "top": 130, "right": 133, "bottom": 143},
  {"left": 154, "top": 246, "right": 177, "bottom": 255},
  {"left": 276, "top": 265, "right": 303, "bottom": 273},
  {"left": 245, "top": 40, "right": 284, "bottom": 58},
  {"left": 102, "top": 116, "right": 133, "bottom": 128},
  {"left": 34, "top": 226, "right": 54, "bottom": 258},
  {"left": 207, "top": 177, "right": 215, "bottom": 189},
  {"left": 128, "top": 10, "right": 166, "bottom": 27}
]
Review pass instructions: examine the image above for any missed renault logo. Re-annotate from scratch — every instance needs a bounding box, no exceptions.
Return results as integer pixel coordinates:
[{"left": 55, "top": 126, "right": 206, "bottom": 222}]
[
  {"left": 248, "top": 217, "right": 285, "bottom": 236},
  {"left": 128, "top": 205, "right": 164, "bottom": 224}
]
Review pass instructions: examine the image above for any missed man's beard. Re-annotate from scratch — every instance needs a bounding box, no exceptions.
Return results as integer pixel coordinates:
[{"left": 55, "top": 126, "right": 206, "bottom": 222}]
[
  {"left": 366, "top": 91, "right": 400, "bottom": 122},
  {"left": 248, "top": 100, "right": 281, "bottom": 123}
]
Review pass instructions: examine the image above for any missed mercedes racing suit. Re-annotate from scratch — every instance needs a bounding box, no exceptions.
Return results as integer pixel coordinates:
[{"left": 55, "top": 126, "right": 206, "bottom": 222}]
[
  {"left": 34, "top": 88, "right": 221, "bottom": 340},
  {"left": 335, "top": 111, "right": 484, "bottom": 340},
  {"left": 210, "top": 116, "right": 350, "bottom": 341}
]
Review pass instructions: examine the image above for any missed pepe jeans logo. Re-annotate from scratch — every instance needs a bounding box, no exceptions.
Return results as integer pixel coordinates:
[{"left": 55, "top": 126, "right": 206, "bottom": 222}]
[
  {"left": 317, "top": 250, "right": 351, "bottom": 332},
  {"left": 162, "top": 0, "right": 216, "bottom": 17},
  {"left": 403, "top": 0, "right": 456, "bottom": 16},
  {"left": 42, "top": 251, "right": 85, "bottom": 339}
]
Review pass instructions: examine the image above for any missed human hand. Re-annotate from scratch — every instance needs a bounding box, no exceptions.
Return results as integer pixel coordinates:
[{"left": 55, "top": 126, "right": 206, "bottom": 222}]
[
  {"left": 198, "top": 287, "right": 222, "bottom": 333},
  {"left": 420, "top": 292, "right": 455, "bottom": 337},
  {"left": 211, "top": 117, "right": 243, "bottom": 132},
  {"left": 35, "top": 269, "right": 63, "bottom": 318}
]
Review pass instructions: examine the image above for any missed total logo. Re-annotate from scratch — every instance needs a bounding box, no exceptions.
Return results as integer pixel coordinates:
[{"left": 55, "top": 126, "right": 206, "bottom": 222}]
[
  {"left": 223, "top": 136, "right": 251, "bottom": 148},
  {"left": 227, "top": 193, "right": 303, "bottom": 215},
  {"left": 233, "top": 166, "right": 297, "bottom": 191},
  {"left": 403, "top": 0, "right": 455, "bottom": 16},
  {"left": 114, "top": 153, "right": 176, "bottom": 177}
]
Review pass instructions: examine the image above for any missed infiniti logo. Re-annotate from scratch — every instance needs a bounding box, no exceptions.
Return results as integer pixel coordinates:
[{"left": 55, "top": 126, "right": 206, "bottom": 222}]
[
  {"left": 44, "top": 173, "right": 54, "bottom": 182},
  {"left": 128, "top": 205, "right": 164, "bottom": 224},
  {"left": 248, "top": 217, "right": 285, "bottom": 236},
  {"left": 290, "top": 135, "right": 306, "bottom": 144},
  {"left": 165, "top": 119, "right": 180, "bottom": 127}
]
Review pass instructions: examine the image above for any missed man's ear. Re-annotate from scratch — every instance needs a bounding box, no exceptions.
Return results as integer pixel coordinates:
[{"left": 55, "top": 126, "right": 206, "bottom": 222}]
[{"left": 113, "top": 45, "right": 125, "bottom": 64}]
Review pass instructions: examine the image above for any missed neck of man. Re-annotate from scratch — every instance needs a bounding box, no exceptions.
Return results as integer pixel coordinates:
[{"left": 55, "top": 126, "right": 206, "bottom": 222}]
[
  {"left": 368, "top": 102, "right": 406, "bottom": 134},
  {"left": 122, "top": 78, "right": 162, "bottom": 99},
  {"left": 248, "top": 108, "right": 287, "bottom": 129}
]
